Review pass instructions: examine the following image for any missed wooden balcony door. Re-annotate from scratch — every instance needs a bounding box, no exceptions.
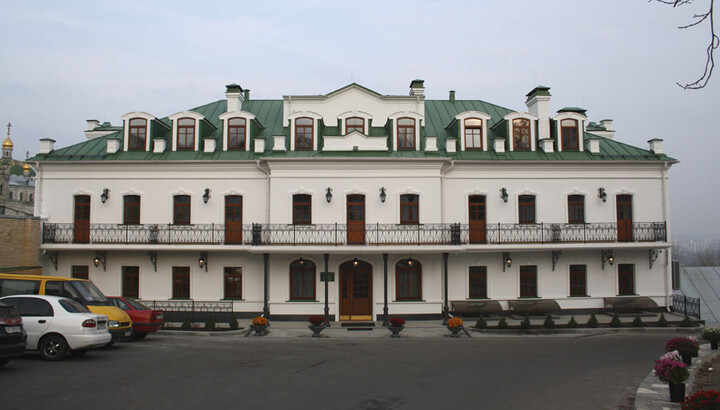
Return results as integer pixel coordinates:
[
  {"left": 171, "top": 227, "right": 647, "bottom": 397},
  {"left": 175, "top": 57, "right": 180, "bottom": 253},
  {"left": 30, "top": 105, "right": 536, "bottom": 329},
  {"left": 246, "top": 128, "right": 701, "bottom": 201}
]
[
  {"left": 339, "top": 260, "right": 373, "bottom": 320},
  {"left": 617, "top": 195, "right": 633, "bottom": 242},
  {"left": 224, "top": 195, "right": 243, "bottom": 244},
  {"left": 73, "top": 195, "right": 90, "bottom": 243},
  {"left": 468, "top": 195, "right": 486, "bottom": 244},
  {"left": 347, "top": 194, "right": 365, "bottom": 245}
]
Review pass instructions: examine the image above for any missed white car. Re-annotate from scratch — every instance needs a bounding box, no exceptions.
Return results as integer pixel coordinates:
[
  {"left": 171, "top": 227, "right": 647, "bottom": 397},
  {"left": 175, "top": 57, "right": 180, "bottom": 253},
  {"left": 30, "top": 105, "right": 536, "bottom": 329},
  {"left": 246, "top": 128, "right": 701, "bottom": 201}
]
[{"left": 0, "top": 295, "right": 111, "bottom": 361}]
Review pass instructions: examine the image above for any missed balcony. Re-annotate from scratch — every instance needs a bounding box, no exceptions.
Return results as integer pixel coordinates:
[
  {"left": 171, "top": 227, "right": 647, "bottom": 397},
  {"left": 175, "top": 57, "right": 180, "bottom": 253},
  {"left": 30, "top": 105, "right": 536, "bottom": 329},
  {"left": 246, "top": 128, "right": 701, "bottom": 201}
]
[{"left": 42, "top": 222, "right": 667, "bottom": 246}]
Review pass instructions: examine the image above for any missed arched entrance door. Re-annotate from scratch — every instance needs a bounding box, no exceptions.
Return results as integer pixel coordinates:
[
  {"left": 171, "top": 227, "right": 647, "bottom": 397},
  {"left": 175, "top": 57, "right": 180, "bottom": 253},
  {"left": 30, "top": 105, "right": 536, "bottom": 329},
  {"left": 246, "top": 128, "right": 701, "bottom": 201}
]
[{"left": 339, "top": 259, "right": 373, "bottom": 321}]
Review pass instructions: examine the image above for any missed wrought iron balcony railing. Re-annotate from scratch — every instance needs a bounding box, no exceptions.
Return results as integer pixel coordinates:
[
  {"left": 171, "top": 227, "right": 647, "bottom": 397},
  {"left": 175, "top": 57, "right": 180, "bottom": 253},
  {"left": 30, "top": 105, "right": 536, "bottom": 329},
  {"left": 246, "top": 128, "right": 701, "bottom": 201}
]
[{"left": 42, "top": 221, "right": 667, "bottom": 246}]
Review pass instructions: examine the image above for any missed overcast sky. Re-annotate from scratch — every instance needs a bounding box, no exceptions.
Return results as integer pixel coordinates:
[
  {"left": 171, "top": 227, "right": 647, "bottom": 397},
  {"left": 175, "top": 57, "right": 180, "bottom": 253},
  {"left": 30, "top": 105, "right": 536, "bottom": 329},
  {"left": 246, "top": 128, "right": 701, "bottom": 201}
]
[{"left": 1, "top": 0, "right": 717, "bottom": 239}]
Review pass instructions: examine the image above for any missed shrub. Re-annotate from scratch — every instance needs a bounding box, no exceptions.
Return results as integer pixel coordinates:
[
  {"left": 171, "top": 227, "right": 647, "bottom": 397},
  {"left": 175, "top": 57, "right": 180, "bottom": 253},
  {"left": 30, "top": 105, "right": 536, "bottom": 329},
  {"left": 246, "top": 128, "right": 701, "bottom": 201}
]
[
  {"left": 181, "top": 317, "right": 191, "bottom": 330},
  {"left": 567, "top": 316, "right": 578, "bottom": 328},
  {"left": 632, "top": 316, "right": 645, "bottom": 327},
  {"left": 666, "top": 337, "right": 700, "bottom": 356},
  {"left": 610, "top": 313, "right": 622, "bottom": 328},
  {"left": 447, "top": 317, "right": 464, "bottom": 328},
  {"left": 587, "top": 314, "right": 599, "bottom": 328},
  {"left": 388, "top": 317, "right": 406, "bottom": 327},
  {"left": 308, "top": 315, "right": 326, "bottom": 326},
  {"left": 658, "top": 314, "right": 669, "bottom": 327},
  {"left": 497, "top": 317, "right": 508, "bottom": 329},
  {"left": 229, "top": 316, "right": 239, "bottom": 330},
  {"left": 252, "top": 316, "right": 268, "bottom": 326},
  {"left": 702, "top": 327, "right": 720, "bottom": 343},
  {"left": 681, "top": 316, "right": 694, "bottom": 327},
  {"left": 520, "top": 315, "right": 531, "bottom": 329},
  {"left": 543, "top": 314, "right": 555, "bottom": 329},
  {"left": 682, "top": 390, "right": 720, "bottom": 409},
  {"left": 204, "top": 316, "right": 215, "bottom": 331},
  {"left": 474, "top": 316, "right": 487, "bottom": 329},
  {"left": 654, "top": 358, "right": 689, "bottom": 384}
]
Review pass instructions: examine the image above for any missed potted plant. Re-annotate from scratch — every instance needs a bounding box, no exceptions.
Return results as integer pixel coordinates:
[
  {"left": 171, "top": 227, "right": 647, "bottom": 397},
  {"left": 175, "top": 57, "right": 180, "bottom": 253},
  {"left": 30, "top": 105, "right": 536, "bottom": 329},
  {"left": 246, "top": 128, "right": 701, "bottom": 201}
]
[
  {"left": 666, "top": 336, "right": 700, "bottom": 365},
  {"left": 702, "top": 327, "right": 720, "bottom": 350},
  {"left": 654, "top": 356, "right": 690, "bottom": 403},
  {"left": 308, "top": 315, "right": 326, "bottom": 338},
  {"left": 447, "top": 317, "right": 464, "bottom": 337},
  {"left": 250, "top": 316, "right": 269, "bottom": 336},
  {"left": 387, "top": 317, "right": 406, "bottom": 338},
  {"left": 683, "top": 390, "right": 720, "bottom": 408}
]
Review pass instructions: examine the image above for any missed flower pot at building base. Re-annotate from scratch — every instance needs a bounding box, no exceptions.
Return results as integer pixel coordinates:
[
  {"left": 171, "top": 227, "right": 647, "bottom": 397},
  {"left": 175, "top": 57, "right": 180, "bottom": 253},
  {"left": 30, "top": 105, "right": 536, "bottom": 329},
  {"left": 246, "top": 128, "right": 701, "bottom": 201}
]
[
  {"left": 250, "top": 325, "right": 267, "bottom": 336},
  {"left": 447, "top": 326, "right": 463, "bottom": 338},
  {"left": 681, "top": 354, "right": 692, "bottom": 366},
  {"left": 388, "top": 326, "right": 404, "bottom": 338},
  {"left": 308, "top": 325, "right": 326, "bottom": 338},
  {"left": 711, "top": 340, "right": 719, "bottom": 350},
  {"left": 669, "top": 382, "right": 686, "bottom": 403}
]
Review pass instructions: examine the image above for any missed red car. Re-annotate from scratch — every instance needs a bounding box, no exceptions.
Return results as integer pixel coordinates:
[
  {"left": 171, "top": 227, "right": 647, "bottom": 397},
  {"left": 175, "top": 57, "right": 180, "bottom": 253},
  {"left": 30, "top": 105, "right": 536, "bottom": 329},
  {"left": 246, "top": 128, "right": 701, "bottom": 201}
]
[{"left": 108, "top": 297, "right": 163, "bottom": 339}]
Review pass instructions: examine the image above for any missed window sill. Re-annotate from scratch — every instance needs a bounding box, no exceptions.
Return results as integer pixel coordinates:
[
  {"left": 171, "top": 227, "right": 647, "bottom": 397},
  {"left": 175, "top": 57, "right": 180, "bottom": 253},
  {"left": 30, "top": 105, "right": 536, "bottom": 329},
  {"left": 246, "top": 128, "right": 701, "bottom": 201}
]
[
  {"left": 223, "top": 298, "right": 244, "bottom": 301},
  {"left": 617, "top": 294, "right": 638, "bottom": 297},
  {"left": 170, "top": 297, "right": 191, "bottom": 300},
  {"left": 286, "top": 299, "right": 319, "bottom": 303},
  {"left": 393, "top": 299, "right": 425, "bottom": 303},
  {"left": 518, "top": 296, "right": 540, "bottom": 299},
  {"left": 467, "top": 297, "right": 490, "bottom": 300},
  {"left": 568, "top": 295, "right": 591, "bottom": 298}
]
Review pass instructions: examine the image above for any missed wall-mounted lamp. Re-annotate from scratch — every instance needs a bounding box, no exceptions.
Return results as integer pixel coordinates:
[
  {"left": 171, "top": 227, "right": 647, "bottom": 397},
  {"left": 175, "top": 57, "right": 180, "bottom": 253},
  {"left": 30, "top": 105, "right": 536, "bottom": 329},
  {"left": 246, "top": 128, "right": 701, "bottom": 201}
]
[
  {"left": 199, "top": 252, "right": 208, "bottom": 272},
  {"left": 352, "top": 254, "right": 359, "bottom": 267},
  {"left": 502, "top": 252, "right": 512, "bottom": 272},
  {"left": 101, "top": 188, "right": 110, "bottom": 204},
  {"left": 598, "top": 187, "right": 607, "bottom": 203},
  {"left": 203, "top": 188, "right": 211, "bottom": 204},
  {"left": 407, "top": 257, "right": 414, "bottom": 267},
  {"left": 379, "top": 187, "right": 387, "bottom": 203},
  {"left": 298, "top": 256, "right": 305, "bottom": 266},
  {"left": 601, "top": 250, "right": 614, "bottom": 270},
  {"left": 93, "top": 251, "right": 107, "bottom": 271},
  {"left": 325, "top": 187, "right": 333, "bottom": 203},
  {"left": 500, "top": 188, "right": 508, "bottom": 203}
]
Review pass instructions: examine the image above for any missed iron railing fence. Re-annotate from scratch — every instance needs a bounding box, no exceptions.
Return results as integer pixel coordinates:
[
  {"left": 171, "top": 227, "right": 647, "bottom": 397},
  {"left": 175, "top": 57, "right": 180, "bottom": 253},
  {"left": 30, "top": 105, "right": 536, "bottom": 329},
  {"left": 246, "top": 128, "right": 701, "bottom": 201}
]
[
  {"left": 671, "top": 294, "right": 701, "bottom": 319},
  {"left": 43, "top": 221, "right": 666, "bottom": 246},
  {"left": 141, "top": 300, "right": 233, "bottom": 312}
]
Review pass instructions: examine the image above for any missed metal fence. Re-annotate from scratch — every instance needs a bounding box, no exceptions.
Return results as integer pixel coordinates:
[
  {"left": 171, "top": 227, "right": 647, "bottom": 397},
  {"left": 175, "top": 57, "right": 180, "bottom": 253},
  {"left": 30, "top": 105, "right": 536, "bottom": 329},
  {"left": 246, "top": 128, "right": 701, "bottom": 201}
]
[
  {"left": 671, "top": 294, "right": 701, "bottom": 319},
  {"left": 140, "top": 299, "right": 235, "bottom": 323}
]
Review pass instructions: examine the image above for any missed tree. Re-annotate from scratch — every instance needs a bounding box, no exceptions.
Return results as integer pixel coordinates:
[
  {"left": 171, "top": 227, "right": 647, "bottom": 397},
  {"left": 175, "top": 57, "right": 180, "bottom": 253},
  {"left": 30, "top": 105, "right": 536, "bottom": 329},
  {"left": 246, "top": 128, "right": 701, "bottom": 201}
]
[{"left": 654, "top": 0, "right": 718, "bottom": 89}]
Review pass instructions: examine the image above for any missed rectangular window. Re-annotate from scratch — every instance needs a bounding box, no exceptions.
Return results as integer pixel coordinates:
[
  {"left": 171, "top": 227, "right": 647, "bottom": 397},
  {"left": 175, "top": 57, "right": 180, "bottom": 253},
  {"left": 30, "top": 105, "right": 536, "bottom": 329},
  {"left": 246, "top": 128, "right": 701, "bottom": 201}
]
[
  {"left": 400, "top": 194, "right": 419, "bottom": 224},
  {"left": 123, "top": 195, "right": 141, "bottom": 225},
  {"left": 290, "top": 261, "right": 316, "bottom": 300},
  {"left": 569, "top": 265, "right": 587, "bottom": 296},
  {"left": 397, "top": 118, "right": 415, "bottom": 150},
  {"left": 561, "top": 119, "right": 579, "bottom": 151},
  {"left": 518, "top": 195, "right": 536, "bottom": 224},
  {"left": 512, "top": 118, "right": 531, "bottom": 150},
  {"left": 0, "top": 279, "right": 40, "bottom": 296},
  {"left": 618, "top": 264, "right": 635, "bottom": 295},
  {"left": 469, "top": 266, "right": 487, "bottom": 299},
  {"left": 228, "top": 118, "right": 246, "bottom": 150},
  {"left": 71, "top": 265, "right": 89, "bottom": 280},
  {"left": 568, "top": 195, "right": 584, "bottom": 224},
  {"left": 464, "top": 118, "right": 483, "bottom": 149},
  {"left": 295, "top": 118, "right": 313, "bottom": 150},
  {"left": 122, "top": 266, "right": 139, "bottom": 298},
  {"left": 177, "top": 118, "right": 195, "bottom": 150},
  {"left": 172, "top": 267, "right": 190, "bottom": 299},
  {"left": 173, "top": 195, "right": 191, "bottom": 225},
  {"left": 346, "top": 117, "right": 365, "bottom": 134},
  {"left": 224, "top": 267, "right": 242, "bottom": 299},
  {"left": 129, "top": 118, "right": 147, "bottom": 150},
  {"left": 519, "top": 265, "right": 538, "bottom": 298},
  {"left": 292, "top": 194, "right": 311, "bottom": 225}
]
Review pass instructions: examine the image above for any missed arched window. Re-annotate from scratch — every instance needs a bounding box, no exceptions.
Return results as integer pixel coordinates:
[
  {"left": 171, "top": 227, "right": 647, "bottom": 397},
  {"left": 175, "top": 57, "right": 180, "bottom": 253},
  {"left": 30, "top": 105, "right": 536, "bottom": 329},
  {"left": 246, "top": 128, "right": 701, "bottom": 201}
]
[
  {"left": 290, "top": 259, "right": 316, "bottom": 300},
  {"left": 397, "top": 118, "right": 415, "bottom": 150},
  {"left": 346, "top": 117, "right": 365, "bottom": 134},
  {"left": 561, "top": 119, "right": 579, "bottom": 151},
  {"left": 400, "top": 194, "right": 419, "bottom": 224},
  {"left": 295, "top": 117, "right": 313, "bottom": 150},
  {"left": 464, "top": 118, "right": 483, "bottom": 149},
  {"left": 396, "top": 259, "right": 421, "bottom": 300},
  {"left": 513, "top": 118, "right": 531, "bottom": 151},
  {"left": 129, "top": 118, "right": 147, "bottom": 150},
  {"left": 228, "top": 118, "right": 247, "bottom": 150},
  {"left": 177, "top": 118, "right": 195, "bottom": 150}
]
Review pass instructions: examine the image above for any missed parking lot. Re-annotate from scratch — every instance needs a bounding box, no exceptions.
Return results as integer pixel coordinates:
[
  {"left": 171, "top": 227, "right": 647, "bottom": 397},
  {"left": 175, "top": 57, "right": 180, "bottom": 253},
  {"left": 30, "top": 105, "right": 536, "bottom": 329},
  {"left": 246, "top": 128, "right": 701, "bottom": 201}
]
[{"left": 1, "top": 331, "right": 687, "bottom": 410}]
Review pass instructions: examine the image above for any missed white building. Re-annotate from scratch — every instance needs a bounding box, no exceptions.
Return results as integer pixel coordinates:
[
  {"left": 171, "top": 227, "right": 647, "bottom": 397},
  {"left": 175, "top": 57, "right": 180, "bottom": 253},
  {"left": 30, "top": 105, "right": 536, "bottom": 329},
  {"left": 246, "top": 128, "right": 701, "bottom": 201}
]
[{"left": 31, "top": 81, "right": 676, "bottom": 322}]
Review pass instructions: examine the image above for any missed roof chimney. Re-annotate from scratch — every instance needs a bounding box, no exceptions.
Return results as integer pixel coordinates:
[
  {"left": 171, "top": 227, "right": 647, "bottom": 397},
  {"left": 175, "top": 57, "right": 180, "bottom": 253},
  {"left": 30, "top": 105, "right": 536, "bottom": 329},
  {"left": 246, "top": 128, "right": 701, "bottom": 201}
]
[
  {"left": 648, "top": 138, "right": 664, "bottom": 154},
  {"left": 39, "top": 138, "right": 55, "bottom": 154},
  {"left": 525, "top": 86, "right": 551, "bottom": 141},
  {"left": 449, "top": 90, "right": 455, "bottom": 103},
  {"left": 409, "top": 79, "right": 425, "bottom": 97},
  {"left": 86, "top": 119, "right": 100, "bottom": 131},
  {"left": 244, "top": 89, "right": 250, "bottom": 101},
  {"left": 225, "top": 84, "right": 245, "bottom": 112}
]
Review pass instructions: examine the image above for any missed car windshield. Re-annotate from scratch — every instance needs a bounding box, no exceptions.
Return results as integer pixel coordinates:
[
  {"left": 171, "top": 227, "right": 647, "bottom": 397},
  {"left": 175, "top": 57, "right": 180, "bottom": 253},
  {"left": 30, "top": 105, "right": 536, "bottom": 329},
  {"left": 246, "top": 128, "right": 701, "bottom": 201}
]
[
  {"left": 124, "top": 298, "right": 150, "bottom": 311},
  {"left": 55, "top": 281, "right": 112, "bottom": 306},
  {"left": 59, "top": 299, "right": 90, "bottom": 313}
]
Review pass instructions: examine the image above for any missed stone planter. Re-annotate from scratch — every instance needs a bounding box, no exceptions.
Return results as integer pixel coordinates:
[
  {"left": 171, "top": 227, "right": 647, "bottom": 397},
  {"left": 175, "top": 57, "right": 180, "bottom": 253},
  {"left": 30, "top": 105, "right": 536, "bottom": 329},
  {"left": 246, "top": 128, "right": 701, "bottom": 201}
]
[
  {"left": 669, "top": 382, "right": 686, "bottom": 403},
  {"left": 308, "top": 324, "right": 326, "bottom": 338},
  {"left": 388, "top": 326, "right": 404, "bottom": 338},
  {"left": 447, "top": 326, "right": 463, "bottom": 338},
  {"left": 250, "top": 325, "right": 267, "bottom": 336}
]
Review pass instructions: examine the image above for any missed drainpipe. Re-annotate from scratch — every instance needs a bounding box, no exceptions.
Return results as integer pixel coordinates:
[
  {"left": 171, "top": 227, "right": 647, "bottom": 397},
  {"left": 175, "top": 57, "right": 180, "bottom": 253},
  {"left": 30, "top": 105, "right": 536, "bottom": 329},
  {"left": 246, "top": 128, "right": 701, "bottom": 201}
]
[
  {"left": 440, "top": 160, "right": 455, "bottom": 223},
  {"left": 661, "top": 162, "right": 672, "bottom": 310},
  {"left": 255, "top": 160, "right": 271, "bottom": 223}
]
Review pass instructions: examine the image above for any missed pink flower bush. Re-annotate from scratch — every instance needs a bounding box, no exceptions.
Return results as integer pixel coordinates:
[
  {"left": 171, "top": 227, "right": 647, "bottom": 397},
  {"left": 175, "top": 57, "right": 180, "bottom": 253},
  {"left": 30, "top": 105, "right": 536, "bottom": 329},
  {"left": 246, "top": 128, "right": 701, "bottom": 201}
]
[
  {"left": 666, "top": 337, "right": 700, "bottom": 356},
  {"left": 654, "top": 358, "right": 690, "bottom": 384},
  {"left": 660, "top": 350, "right": 682, "bottom": 362}
]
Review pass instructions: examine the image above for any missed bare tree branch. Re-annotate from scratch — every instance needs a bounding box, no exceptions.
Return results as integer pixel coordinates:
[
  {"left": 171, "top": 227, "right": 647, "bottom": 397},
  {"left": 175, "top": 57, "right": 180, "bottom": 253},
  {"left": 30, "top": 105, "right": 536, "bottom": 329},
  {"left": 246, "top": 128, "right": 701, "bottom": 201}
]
[{"left": 653, "top": 0, "right": 717, "bottom": 89}]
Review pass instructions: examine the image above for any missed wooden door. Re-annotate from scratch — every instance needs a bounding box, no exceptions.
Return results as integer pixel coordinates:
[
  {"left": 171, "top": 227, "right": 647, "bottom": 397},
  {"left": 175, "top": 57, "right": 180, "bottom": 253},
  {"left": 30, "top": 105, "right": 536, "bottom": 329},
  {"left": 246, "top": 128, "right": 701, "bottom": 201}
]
[
  {"left": 617, "top": 195, "right": 633, "bottom": 242},
  {"left": 224, "top": 195, "right": 243, "bottom": 244},
  {"left": 339, "top": 260, "right": 373, "bottom": 320},
  {"left": 468, "top": 195, "right": 486, "bottom": 244},
  {"left": 73, "top": 195, "right": 90, "bottom": 243},
  {"left": 347, "top": 194, "right": 365, "bottom": 245}
]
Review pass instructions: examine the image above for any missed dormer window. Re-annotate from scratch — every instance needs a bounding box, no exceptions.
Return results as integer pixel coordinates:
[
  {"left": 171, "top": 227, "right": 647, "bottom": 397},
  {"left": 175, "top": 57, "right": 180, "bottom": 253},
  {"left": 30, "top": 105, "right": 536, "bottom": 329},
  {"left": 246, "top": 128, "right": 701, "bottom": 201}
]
[
  {"left": 295, "top": 117, "right": 313, "bottom": 150},
  {"left": 228, "top": 118, "right": 246, "bottom": 150},
  {"left": 464, "top": 118, "right": 483, "bottom": 150},
  {"left": 128, "top": 118, "right": 147, "bottom": 150},
  {"left": 177, "top": 118, "right": 195, "bottom": 150},
  {"left": 397, "top": 118, "right": 416, "bottom": 150},
  {"left": 561, "top": 119, "right": 579, "bottom": 151},
  {"left": 346, "top": 117, "right": 365, "bottom": 134},
  {"left": 512, "top": 118, "right": 531, "bottom": 151}
]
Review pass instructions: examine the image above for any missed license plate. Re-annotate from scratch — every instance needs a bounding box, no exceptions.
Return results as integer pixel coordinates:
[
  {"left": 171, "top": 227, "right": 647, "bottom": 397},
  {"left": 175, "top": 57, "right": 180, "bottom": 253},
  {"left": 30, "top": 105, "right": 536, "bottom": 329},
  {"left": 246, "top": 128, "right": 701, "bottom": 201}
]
[
  {"left": 124, "top": 331, "right": 131, "bottom": 337},
  {"left": 5, "top": 326, "right": 20, "bottom": 333}
]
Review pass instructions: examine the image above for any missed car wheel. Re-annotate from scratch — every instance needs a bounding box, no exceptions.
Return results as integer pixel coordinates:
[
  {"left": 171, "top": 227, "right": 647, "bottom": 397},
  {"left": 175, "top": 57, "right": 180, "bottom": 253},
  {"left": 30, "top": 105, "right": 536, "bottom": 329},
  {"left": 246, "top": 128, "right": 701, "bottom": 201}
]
[
  {"left": 0, "top": 358, "right": 9, "bottom": 367},
  {"left": 39, "top": 335, "right": 68, "bottom": 361},
  {"left": 72, "top": 349, "right": 89, "bottom": 356},
  {"left": 134, "top": 332, "right": 147, "bottom": 340}
]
